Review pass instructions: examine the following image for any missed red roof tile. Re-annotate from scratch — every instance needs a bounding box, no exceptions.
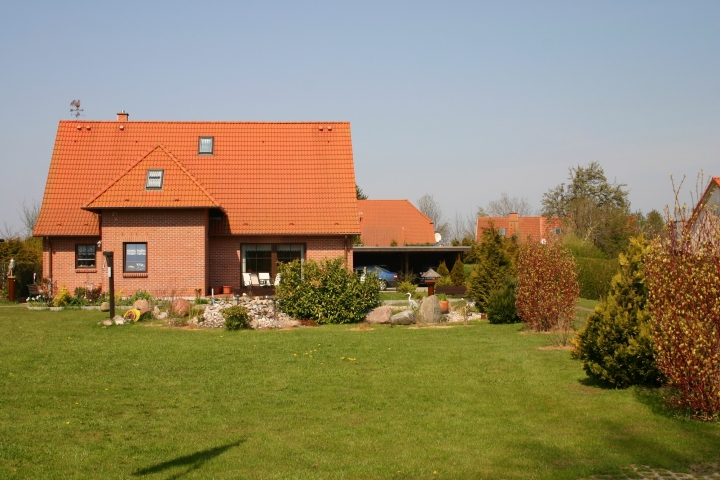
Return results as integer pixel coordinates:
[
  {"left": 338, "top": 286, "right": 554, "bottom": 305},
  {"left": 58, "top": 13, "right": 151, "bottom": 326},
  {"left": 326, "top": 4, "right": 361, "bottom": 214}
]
[
  {"left": 358, "top": 200, "right": 435, "bottom": 246},
  {"left": 476, "top": 214, "right": 561, "bottom": 243},
  {"left": 35, "top": 121, "right": 359, "bottom": 236}
]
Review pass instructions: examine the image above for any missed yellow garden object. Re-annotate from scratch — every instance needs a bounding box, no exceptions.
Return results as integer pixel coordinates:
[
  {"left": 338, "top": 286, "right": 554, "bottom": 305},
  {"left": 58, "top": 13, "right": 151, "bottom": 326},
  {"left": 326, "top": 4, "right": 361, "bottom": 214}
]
[{"left": 123, "top": 309, "right": 142, "bottom": 322}]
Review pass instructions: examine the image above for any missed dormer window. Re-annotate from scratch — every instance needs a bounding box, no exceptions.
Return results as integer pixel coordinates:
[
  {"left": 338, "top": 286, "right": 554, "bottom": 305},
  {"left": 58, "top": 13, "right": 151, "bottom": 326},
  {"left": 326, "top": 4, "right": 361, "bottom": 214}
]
[
  {"left": 199, "top": 136, "right": 214, "bottom": 154},
  {"left": 146, "top": 169, "right": 164, "bottom": 189}
]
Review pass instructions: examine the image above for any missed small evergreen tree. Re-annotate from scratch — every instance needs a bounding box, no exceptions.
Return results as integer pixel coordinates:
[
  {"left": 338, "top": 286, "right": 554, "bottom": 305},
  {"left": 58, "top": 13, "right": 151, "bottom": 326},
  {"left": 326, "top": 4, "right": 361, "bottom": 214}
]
[
  {"left": 486, "top": 276, "right": 520, "bottom": 324},
  {"left": 436, "top": 261, "right": 450, "bottom": 277},
  {"left": 572, "top": 235, "right": 661, "bottom": 387},
  {"left": 450, "top": 258, "right": 465, "bottom": 286},
  {"left": 467, "top": 227, "right": 515, "bottom": 312}
]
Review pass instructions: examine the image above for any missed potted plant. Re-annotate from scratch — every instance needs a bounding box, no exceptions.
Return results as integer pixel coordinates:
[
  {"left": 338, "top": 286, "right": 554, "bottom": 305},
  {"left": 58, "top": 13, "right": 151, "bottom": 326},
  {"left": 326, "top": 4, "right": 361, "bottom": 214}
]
[{"left": 437, "top": 293, "right": 449, "bottom": 313}]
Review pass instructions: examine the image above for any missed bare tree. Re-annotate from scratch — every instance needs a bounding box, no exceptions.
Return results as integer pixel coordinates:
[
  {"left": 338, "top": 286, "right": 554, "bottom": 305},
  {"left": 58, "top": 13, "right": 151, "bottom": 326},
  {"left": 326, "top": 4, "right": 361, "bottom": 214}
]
[
  {"left": 416, "top": 194, "right": 449, "bottom": 241},
  {"left": 449, "top": 211, "right": 477, "bottom": 243},
  {"left": 485, "top": 193, "right": 536, "bottom": 217},
  {"left": 18, "top": 199, "right": 41, "bottom": 239},
  {"left": 0, "top": 222, "right": 19, "bottom": 240}
]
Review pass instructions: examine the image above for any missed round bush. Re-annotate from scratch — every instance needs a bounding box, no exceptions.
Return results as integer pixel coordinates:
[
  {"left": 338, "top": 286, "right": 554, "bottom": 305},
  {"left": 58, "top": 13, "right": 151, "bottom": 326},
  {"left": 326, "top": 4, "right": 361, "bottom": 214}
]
[{"left": 223, "top": 305, "right": 251, "bottom": 330}]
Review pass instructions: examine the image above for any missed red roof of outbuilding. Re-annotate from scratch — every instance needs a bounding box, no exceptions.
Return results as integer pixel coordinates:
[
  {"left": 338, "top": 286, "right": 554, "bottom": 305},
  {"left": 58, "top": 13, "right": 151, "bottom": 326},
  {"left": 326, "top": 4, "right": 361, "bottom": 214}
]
[
  {"left": 35, "top": 120, "right": 359, "bottom": 236},
  {"left": 358, "top": 200, "right": 435, "bottom": 246}
]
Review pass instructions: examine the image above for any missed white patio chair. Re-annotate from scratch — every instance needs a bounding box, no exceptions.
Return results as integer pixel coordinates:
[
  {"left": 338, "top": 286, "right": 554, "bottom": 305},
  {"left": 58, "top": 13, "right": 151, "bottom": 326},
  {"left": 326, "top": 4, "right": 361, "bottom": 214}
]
[
  {"left": 258, "top": 272, "right": 272, "bottom": 287},
  {"left": 242, "top": 272, "right": 253, "bottom": 287},
  {"left": 274, "top": 273, "right": 282, "bottom": 286},
  {"left": 250, "top": 273, "right": 261, "bottom": 288}
]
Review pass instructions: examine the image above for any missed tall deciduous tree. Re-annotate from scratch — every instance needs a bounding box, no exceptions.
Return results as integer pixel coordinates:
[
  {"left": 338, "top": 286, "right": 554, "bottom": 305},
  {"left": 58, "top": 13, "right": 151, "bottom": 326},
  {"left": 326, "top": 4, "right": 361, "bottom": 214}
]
[
  {"left": 541, "top": 162, "right": 632, "bottom": 257},
  {"left": 484, "top": 192, "right": 536, "bottom": 217},
  {"left": 416, "top": 194, "right": 449, "bottom": 241}
]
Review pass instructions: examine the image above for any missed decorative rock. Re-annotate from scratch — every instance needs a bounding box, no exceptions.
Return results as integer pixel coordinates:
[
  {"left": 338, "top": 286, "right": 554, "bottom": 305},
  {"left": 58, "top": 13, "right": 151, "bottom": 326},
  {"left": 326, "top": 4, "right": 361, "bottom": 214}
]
[
  {"left": 133, "top": 299, "right": 150, "bottom": 314},
  {"left": 102, "top": 319, "right": 113, "bottom": 326},
  {"left": 390, "top": 310, "right": 415, "bottom": 325},
  {"left": 366, "top": 306, "right": 392, "bottom": 324},
  {"left": 114, "top": 317, "right": 125, "bottom": 325},
  {"left": 417, "top": 295, "right": 442, "bottom": 324},
  {"left": 153, "top": 306, "right": 161, "bottom": 316},
  {"left": 156, "top": 312, "right": 168, "bottom": 320},
  {"left": 100, "top": 302, "right": 110, "bottom": 312},
  {"left": 171, "top": 298, "right": 191, "bottom": 317}
]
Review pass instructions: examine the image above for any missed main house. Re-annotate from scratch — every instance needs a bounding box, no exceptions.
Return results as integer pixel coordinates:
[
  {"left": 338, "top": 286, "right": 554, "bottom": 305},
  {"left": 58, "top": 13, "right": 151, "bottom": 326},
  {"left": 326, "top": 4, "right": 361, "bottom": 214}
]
[{"left": 34, "top": 112, "right": 360, "bottom": 296}]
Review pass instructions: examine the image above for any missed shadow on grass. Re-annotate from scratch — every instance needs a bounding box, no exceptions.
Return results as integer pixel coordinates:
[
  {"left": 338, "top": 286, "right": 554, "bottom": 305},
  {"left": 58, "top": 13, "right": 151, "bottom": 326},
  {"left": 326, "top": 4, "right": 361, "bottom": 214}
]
[{"left": 132, "top": 439, "right": 245, "bottom": 479}]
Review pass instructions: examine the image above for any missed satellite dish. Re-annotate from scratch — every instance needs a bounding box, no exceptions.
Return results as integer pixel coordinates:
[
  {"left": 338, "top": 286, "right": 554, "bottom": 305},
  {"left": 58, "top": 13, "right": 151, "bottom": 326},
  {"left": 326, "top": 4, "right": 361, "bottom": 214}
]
[
  {"left": 541, "top": 238, "right": 547, "bottom": 245},
  {"left": 434, "top": 232, "right": 442, "bottom": 243}
]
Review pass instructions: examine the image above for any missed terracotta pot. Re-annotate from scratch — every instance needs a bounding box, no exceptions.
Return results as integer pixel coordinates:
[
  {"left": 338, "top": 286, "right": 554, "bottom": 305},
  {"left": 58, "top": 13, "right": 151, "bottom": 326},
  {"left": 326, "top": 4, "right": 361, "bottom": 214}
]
[
  {"left": 222, "top": 286, "right": 232, "bottom": 294},
  {"left": 211, "top": 286, "right": 222, "bottom": 296},
  {"left": 439, "top": 300, "right": 449, "bottom": 313}
]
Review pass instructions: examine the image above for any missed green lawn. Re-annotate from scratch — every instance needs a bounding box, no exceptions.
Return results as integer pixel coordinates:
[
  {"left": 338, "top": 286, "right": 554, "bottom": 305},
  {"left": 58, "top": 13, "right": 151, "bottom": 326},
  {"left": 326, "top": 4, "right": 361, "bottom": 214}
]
[{"left": 1, "top": 308, "right": 718, "bottom": 479}]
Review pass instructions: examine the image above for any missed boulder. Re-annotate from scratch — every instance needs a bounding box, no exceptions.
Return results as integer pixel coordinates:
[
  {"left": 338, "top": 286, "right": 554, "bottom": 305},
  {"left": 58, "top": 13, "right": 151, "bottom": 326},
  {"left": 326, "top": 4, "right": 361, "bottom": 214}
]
[
  {"left": 133, "top": 299, "right": 150, "bottom": 314},
  {"left": 390, "top": 310, "right": 415, "bottom": 325},
  {"left": 102, "top": 319, "right": 113, "bottom": 326},
  {"left": 100, "top": 302, "right": 110, "bottom": 312},
  {"left": 156, "top": 312, "right": 168, "bottom": 320},
  {"left": 366, "top": 306, "right": 392, "bottom": 324},
  {"left": 153, "top": 306, "right": 161, "bottom": 316},
  {"left": 417, "top": 295, "right": 442, "bottom": 324},
  {"left": 171, "top": 298, "right": 191, "bottom": 317},
  {"left": 114, "top": 316, "right": 125, "bottom": 325}
]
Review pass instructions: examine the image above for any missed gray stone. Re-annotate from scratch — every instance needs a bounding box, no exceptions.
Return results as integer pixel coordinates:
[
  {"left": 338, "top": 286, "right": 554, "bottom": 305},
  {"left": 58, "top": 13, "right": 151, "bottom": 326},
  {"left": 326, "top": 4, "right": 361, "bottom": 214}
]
[
  {"left": 133, "top": 299, "right": 150, "bottom": 314},
  {"left": 417, "top": 295, "right": 442, "bottom": 324},
  {"left": 153, "top": 306, "right": 161, "bottom": 316},
  {"left": 102, "top": 319, "right": 113, "bottom": 326},
  {"left": 114, "top": 317, "right": 125, "bottom": 325},
  {"left": 156, "top": 312, "right": 168, "bottom": 320},
  {"left": 366, "top": 306, "right": 392, "bottom": 324},
  {"left": 100, "top": 302, "right": 110, "bottom": 312},
  {"left": 390, "top": 310, "right": 415, "bottom": 325}
]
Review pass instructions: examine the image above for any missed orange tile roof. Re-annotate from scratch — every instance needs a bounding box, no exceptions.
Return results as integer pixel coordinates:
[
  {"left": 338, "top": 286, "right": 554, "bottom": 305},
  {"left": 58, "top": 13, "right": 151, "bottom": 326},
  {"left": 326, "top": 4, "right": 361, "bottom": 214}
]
[
  {"left": 35, "top": 120, "right": 359, "bottom": 236},
  {"left": 357, "top": 200, "right": 435, "bottom": 246},
  {"left": 85, "top": 145, "right": 219, "bottom": 210},
  {"left": 476, "top": 214, "right": 561, "bottom": 243}
]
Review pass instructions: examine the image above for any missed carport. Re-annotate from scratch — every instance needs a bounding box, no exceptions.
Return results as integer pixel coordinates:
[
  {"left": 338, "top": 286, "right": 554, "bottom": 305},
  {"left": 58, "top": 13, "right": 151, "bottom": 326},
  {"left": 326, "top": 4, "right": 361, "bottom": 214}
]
[{"left": 353, "top": 245, "right": 471, "bottom": 277}]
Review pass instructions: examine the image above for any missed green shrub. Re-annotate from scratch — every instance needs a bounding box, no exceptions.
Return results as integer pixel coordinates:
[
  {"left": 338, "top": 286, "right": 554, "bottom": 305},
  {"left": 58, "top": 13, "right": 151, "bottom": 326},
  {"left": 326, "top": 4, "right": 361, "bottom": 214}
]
[
  {"left": 486, "top": 277, "right": 520, "bottom": 324},
  {"left": 396, "top": 280, "right": 416, "bottom": 296},
  {"left": 130, "top": 289, "right": 153, "bottom": 303},
  {"left": 573, "top": 235, "right": 660, "bottom": 388},
  {"left": 450, "top": 259, "right": 465, "bottom": 286},
  {"left": 222, "top": 305, "right": 251, "bottom": 330},
  {"left": 437, "top": 261, "right": 450, "bottom": 277},
  {"left": 436, "top": 276, "right": 453, "bottom": 287},
  {"left": 276, "top": 258, "right": 380, "bottom": 324},
  {"left": 194, "top": 298, "right": 210, "bottom": 305},
  {"left": 53, "top": 284, "right": 72, "bottom": 307},
  {"left": 467, "top": 227, "right": 515, "bottom": 312},
  {"left": 575, "top": 257, "right": 618, "bottom": 300}
]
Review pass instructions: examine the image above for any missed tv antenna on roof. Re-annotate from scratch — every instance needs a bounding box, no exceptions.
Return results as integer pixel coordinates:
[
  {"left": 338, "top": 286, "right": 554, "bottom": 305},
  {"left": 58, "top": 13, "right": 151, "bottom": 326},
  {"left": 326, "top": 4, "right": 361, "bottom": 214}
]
[{"left": 70, "top": 100, "right": 84, "bottom": 118}]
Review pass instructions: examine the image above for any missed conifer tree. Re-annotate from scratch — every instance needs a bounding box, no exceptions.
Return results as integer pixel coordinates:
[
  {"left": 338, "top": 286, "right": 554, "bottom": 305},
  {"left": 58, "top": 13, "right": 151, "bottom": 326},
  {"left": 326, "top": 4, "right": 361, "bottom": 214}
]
[
  {"left": 572, "top": 234, "right": 661, "bottom": 387},
  {"left": 436, "top": 261, "right": 450, "bottom": 277},
  {"left": 450, "top": 258, "right": 465, "bottom": 286},
  {"left": 467, "top": 227, "right": 514, "bottom": 312}
]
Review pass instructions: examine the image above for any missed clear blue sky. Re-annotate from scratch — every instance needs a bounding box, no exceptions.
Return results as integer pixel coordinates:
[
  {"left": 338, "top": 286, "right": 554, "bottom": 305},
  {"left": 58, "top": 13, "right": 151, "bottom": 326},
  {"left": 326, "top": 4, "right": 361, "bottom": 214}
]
[{"left": 1, "top": 1, "right": 718, "bottom": 234}]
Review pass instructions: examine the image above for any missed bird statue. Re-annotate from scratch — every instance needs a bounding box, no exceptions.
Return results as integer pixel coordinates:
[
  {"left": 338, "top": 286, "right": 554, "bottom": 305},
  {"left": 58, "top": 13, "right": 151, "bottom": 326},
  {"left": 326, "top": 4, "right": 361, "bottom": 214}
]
[{"left": 406, "top": 292, "right": 419, "bottom": 310}]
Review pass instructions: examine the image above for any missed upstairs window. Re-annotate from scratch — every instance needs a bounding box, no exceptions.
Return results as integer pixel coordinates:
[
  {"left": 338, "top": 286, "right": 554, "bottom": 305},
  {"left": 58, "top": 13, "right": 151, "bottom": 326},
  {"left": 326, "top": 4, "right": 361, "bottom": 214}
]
[
  {"left": 498, "top": 228, "right": 506, "bottom": 237},
  {"left": 199, "top": 136, "right": 214, "bottom": 154},
  {"left": 554, "top": 227, "right": 562, "bottom": 235},
  {"left": 146, "top": 169, "right": 164, "bottom": 189},
  {"left": 124, "top": 243, "right": 147, "bottom": 272},
  {"left": 76, "top": 244, "right": 96, "bottom": 268}
]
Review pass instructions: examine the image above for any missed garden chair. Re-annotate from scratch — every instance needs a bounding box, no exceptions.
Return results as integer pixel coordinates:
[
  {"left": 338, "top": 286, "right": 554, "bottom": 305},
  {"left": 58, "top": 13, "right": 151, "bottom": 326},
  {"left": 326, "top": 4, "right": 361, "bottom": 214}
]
[
  {"left": 274, "top": 273, "right": 282, "bottom": 286},
  {"left": 242, "top": 272, "right": 253, "bottom": 288},
  {"left": 258, "top": 272, "right": 272, "bottom": 287},
  {"left": 250, "top": 273, "right": 261, "bottom": 288}
]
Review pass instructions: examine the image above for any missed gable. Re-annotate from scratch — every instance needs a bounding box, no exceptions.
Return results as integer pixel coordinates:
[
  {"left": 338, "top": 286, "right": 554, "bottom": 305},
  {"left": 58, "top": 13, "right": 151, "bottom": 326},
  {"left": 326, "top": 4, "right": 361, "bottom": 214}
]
[{"left": 357, "top": 200, "right": 435, "bottom": 246}]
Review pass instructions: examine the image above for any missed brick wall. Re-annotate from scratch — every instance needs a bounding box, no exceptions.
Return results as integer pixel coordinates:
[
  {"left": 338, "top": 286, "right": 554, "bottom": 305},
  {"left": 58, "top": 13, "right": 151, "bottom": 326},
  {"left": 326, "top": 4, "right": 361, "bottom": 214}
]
[
  {"left": 43, "top": 236, "right": 103, "bottom": 294},
  {"left": 208, "top": 235, "right": 353, "bottom": 292},
  {"left": 99, "top": 209, "right": 207, "bottom": 297}
]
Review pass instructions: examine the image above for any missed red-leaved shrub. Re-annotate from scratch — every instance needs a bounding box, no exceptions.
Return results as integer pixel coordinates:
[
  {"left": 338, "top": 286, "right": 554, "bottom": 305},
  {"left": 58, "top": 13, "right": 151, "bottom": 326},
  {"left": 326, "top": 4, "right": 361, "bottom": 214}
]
[
  {"left": 645, "top": 177, "right": 720, "bottom": 420},
  {"left": 516, "top": 240, "right": 579, "bottom": 343}
]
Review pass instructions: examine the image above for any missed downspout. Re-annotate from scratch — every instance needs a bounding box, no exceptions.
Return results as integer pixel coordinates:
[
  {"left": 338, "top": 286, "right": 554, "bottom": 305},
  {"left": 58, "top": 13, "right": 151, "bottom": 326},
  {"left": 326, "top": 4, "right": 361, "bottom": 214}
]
[
  {"left": 344, "top": 235, "right": 348, "bottom": 266},
  {"left": 46, "top": 237, "right": 53, "bottom": 292}
]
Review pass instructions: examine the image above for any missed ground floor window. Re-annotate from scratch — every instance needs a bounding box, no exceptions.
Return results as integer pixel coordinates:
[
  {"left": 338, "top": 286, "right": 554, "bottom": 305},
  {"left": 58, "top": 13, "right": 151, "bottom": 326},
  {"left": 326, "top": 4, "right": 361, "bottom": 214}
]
[
  {"left": 75, "top": 244, "right": 96, "bottom": 268},
  {"left": 241, "top": 243, "right": 305, "bottom": 281},
  {"left": 124, "top": 243, "right": 147, "bottom": 272}
]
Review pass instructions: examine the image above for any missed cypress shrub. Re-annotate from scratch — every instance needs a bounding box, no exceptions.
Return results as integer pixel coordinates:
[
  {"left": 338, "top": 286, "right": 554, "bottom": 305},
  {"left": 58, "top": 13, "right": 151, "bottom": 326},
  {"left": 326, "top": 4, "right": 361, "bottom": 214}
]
[
  {"left": 450, "top": 258, "right": 465, "bottom": 286},
  {"left": 572, "top": 235, "right": 661, "bottom": 388},
  {"left": 486, "top": 277, "right": 520, "bottom": 324},
  {"left": 436, "top": 261, "right": 450, "bottom": 277},
  {"left": 467, "top": 228, "right": 514, "bottom": 313}
]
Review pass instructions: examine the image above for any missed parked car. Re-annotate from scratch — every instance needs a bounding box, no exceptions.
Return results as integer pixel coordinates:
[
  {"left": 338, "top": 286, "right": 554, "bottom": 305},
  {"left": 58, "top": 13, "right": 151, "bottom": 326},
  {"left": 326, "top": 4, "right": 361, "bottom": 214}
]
[{"left": 353, "top": 265, "right": 398, "bottom": 291}]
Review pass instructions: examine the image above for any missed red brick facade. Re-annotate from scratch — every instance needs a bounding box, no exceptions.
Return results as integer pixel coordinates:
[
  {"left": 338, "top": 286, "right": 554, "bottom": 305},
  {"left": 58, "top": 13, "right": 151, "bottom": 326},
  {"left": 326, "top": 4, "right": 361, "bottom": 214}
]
[{"left": 44, "top": 210, "right": 354, "bottom": 297}]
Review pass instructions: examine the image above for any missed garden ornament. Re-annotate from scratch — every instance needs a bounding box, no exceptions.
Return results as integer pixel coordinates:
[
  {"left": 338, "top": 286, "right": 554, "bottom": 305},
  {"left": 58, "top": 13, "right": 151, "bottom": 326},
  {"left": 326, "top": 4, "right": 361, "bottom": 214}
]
[
  {"left": 8, "top": 258, "right": 14, "bottom": 276},
  {"left": 406, "top": 292, "right": 419, "bottom": 310}
]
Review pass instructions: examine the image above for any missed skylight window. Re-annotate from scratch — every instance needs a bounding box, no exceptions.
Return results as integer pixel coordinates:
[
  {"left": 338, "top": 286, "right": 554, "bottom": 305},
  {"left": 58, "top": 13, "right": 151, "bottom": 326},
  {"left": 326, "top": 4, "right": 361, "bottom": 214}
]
[
  {"left": 199, "top": 136, "right": 214, "bottom": 154},
  {"left": 146, "top": 169, "right": 164, "bottom": 189}
]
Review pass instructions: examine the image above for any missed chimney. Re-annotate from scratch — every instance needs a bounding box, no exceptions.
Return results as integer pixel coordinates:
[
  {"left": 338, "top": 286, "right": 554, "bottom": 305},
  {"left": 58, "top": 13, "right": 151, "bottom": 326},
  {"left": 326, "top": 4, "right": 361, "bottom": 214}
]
[
  {"left": 117, "top": 110, "right": 129, "bottom": 122},
  {"left": 509, "top": 212, "right": 519, "bottom": 235}
]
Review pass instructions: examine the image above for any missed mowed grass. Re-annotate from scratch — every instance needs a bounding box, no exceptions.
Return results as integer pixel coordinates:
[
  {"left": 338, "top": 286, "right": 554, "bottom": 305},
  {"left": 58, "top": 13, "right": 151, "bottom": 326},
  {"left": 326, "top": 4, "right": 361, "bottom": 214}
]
[{"left": 1, "top": 308, "right": 719, "bottom": 479}]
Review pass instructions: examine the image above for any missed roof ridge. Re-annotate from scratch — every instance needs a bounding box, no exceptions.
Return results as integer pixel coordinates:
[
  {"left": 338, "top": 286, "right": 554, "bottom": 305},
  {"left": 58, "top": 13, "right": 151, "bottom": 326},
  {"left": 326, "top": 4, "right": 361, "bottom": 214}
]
[{"left": 59, "top": 120, "right": 350, "bottom": 124}]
